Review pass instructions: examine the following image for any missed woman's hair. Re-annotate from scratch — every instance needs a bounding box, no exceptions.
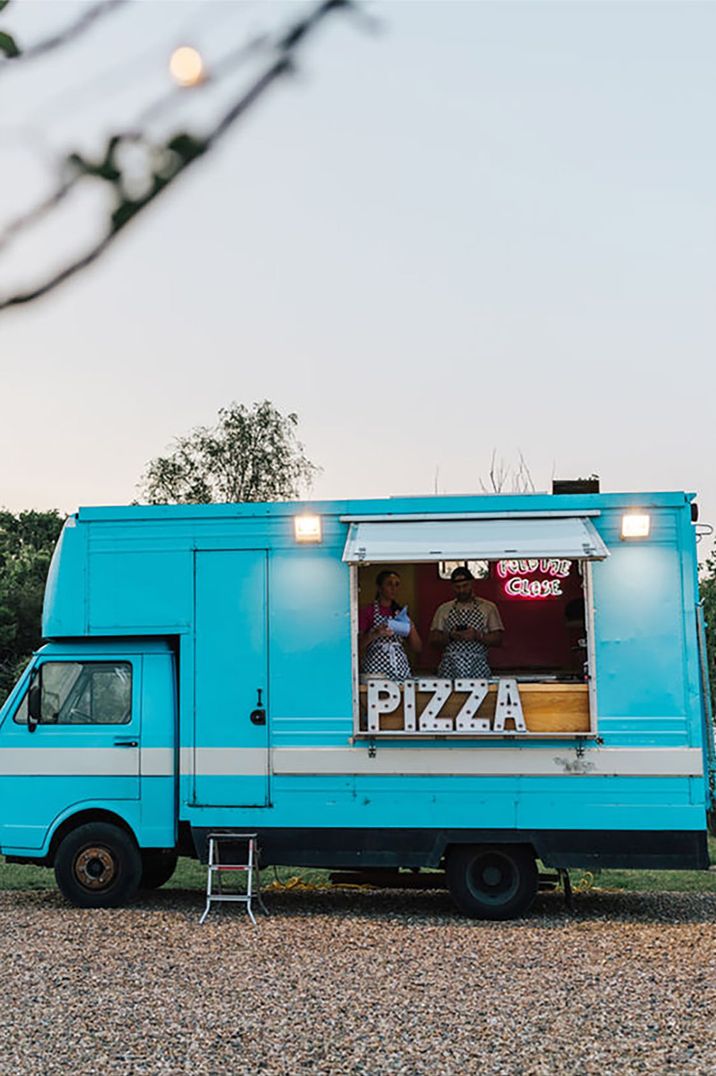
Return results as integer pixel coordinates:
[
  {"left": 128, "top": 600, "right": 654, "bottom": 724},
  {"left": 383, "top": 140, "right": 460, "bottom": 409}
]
[{"left": 375, "top": 569, "right": 401, "bottom": 614}]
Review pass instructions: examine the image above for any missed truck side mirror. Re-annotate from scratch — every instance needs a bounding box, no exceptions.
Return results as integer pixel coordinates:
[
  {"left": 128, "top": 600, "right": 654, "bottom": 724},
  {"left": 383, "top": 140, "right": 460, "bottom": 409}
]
[{"left": 27, "top": 668, "right": 43, "bottom": 733}]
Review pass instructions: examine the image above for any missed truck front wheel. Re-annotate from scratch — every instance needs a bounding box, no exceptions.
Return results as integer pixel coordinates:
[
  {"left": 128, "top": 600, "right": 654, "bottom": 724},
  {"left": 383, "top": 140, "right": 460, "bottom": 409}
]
[
  {"left": 446, "top": 844, "right": 538, "bottom": 920},
  {"left": 55, "top": 823, "right": 142, "bottom": 908}
]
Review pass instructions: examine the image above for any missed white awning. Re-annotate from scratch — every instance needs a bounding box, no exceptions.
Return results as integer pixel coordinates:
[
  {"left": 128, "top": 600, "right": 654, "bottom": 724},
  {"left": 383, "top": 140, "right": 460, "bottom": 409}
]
[{"left": 342, "top": 517, "right": 609, "bottom": 563}]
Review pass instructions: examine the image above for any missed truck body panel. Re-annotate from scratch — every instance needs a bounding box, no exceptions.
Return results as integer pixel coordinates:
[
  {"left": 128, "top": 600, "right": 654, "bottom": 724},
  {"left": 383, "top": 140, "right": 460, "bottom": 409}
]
[{"left": 1, "top": 490, "right": 713, "bottom": 881}]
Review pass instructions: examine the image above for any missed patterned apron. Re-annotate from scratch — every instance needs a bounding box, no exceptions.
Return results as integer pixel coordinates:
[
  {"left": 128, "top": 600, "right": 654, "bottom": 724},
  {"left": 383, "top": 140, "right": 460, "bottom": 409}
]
[
  {"left": 438, "top": 600, "right": 492, "bottom": 679},
  {"left": 362, "top": 601, "right": 412, "bottom": 682}
]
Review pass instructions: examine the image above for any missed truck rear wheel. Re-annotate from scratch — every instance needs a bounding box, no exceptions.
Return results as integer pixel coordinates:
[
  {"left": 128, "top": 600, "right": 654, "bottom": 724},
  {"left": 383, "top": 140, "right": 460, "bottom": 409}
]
[
  {"left": 54, "top": 823, "right": 142, "bottom": 908},
  {"left": 140, "top": 851, "right": 178, "bottom": 890},
  {"left": 446, "top": 844, "right": 538, "bottom": 920}
]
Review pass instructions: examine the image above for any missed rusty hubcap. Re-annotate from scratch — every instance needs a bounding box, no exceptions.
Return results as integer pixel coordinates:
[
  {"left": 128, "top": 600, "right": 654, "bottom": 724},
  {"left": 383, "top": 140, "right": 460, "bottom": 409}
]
[{"left": 74, "top": 846, "right": 117, "bottom": 890}]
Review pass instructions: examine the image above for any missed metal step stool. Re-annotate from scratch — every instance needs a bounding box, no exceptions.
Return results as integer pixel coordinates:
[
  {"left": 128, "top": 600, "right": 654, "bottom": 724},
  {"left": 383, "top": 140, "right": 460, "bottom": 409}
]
[{"left": 199, "top": 832, "right": 267, "bottom": 925}]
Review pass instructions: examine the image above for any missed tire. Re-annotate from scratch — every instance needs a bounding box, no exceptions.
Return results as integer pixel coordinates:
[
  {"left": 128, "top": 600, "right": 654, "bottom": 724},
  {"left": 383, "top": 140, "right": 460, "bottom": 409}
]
[
  {"left": 446, "top": 844, "right": 538, "bottom": 920},
  {"left": 54, "top": 822, "right": 142, "bottom": 908},
  {"left": 140, "top": 851, "right": 178, "bottom": 890}
]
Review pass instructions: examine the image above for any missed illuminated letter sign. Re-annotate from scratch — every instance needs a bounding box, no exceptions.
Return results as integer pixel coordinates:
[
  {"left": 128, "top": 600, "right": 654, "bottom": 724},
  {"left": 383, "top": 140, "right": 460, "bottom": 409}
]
[
  {"left": 366, "top": 680, "right": 401, "bottom": 733},
  {"left": 454, "top": 679, "right": 490, "bottom": 732},
  {"left": 493, "top": 678, "right": 526, "bottom": 732},
  {"left": 366, "top": 679, "right": 526, "bottom": 735},
  {"left": 497, "top": 558, "right": 572, "bottom": 600},
  {"left": 416, "top": 679, "right": 453, "bottom": 733}
]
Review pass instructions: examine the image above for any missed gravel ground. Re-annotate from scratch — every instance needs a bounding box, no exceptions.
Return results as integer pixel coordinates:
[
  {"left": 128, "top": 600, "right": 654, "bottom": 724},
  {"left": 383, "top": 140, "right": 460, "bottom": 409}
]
[{"left": 2, "top": 885, "right": 715, "bottom": 1075}]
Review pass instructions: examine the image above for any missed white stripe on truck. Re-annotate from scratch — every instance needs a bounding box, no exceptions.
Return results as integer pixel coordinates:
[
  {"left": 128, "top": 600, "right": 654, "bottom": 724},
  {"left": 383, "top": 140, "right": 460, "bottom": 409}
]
[
  {"left": 0, "top": 745, "right": 703, "bottom": 779},
  {"left": 270, "top": 746, "right": 704, "bottom": 778}
]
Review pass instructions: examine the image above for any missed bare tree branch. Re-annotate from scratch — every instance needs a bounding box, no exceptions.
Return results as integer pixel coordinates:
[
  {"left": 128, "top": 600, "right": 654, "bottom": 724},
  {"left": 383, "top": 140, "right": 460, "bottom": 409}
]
[
  {"left": 480, "top": 449, "right": 510, "bottom": 494},
  {"left": 479, "top": 450, "right": 536, "bottom": 494},
  {"left": 0, "top": 173, "right": 78, "bottom": 254},
  {"left": 0, "top": 0, "right": 357, "bottom": 313},
  {"left": 515, "top": 450, "right": 536, "bottom": 493},
  {"left": 0, "top": 232, "right": 116, "bottom": 308},
  {"left": 0, "top": 0, "right": 129, "bottom": 73}
]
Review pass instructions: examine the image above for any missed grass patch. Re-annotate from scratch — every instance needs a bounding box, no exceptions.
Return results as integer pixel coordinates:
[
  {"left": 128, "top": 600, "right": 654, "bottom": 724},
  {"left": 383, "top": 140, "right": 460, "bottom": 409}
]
[
  {"left": 0, "top": 857, "right": 333, "bottom": 893},
  {"left": 1, "top": 839, "right": 713, "bottom": 896}
]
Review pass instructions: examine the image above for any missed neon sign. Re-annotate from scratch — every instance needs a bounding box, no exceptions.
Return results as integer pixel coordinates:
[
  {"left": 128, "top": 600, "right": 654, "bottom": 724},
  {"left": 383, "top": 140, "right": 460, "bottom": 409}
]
[{"left": 497, "top": 559, "right": 572, "bottom": 600}]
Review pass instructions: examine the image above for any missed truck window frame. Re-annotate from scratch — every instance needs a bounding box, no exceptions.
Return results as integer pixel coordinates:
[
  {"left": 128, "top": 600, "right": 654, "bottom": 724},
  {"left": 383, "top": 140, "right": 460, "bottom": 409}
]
[
  {"left": 350, "top": 560, "right": 598, "bottom": 740},
  {"left": 13, "top": 660, "right": 134, "bottom": 727}
]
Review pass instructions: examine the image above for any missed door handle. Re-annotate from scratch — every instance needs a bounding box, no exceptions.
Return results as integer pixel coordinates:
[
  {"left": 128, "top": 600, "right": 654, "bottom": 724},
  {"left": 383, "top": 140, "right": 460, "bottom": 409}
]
[
  {"left": 114, "top": 740, "right": 138, "bottom": 747},
  {"left": 250, "top": 687, "right": 266, "bottom": 726}
]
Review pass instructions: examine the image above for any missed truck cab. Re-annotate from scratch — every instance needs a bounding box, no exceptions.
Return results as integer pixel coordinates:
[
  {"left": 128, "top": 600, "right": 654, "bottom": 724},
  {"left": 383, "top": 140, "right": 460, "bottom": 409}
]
[{"left": 0, "top": 639, "right": 177, "bottom": 904}]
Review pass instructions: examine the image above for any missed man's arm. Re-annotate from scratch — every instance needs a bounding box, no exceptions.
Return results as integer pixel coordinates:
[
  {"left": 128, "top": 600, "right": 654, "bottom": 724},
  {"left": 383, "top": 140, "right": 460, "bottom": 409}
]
[{"left": 483, "top": 603, "right": 505, "bottom": 648}]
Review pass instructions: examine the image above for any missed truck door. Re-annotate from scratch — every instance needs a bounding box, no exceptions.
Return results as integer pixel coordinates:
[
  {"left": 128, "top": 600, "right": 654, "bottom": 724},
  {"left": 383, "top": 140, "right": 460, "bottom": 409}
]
[
  {"left": 193, "top": 550, "right": 269, "bottom": 807},
  {"left": 0, "top": 657, "right": 140, "bottom": 851}
]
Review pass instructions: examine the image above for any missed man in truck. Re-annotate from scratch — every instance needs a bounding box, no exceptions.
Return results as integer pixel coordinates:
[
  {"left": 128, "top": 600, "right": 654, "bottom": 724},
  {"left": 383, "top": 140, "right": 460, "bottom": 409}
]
[{"left": 429, "top": 565, "right": 504, "bottom": 678}]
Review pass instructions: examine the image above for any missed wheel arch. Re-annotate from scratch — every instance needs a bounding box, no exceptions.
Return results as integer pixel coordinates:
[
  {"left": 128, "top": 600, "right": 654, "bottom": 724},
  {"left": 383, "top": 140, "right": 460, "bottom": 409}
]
[
  {"left": 47, "top": 808, "right": 138, "bottom": 865},
  {"left": 440, "top": 837, "right": 539, "bottom": 867}
]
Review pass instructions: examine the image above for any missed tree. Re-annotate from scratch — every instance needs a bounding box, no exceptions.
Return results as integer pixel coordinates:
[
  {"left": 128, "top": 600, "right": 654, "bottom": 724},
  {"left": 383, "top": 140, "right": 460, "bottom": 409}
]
[
  {"left": 0, "top": 509, "right": 65, "bottom": 702},
  {"left": 479, "top": 450, "right": 536, "bottom": 494},
  {"left": 699, "top": 552, "right": 716, "bottom": 711},
  {"left": 138, "top": 400, "right": 319, "bottom": 505}
]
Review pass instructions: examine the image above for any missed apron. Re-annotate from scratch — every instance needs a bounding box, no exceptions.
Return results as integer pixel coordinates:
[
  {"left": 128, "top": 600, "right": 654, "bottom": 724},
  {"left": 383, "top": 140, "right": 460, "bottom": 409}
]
[
  {"left": 362, "top": 601, "right": 412, "bottom": 682},
  {"left": 438, "top": 600, "right": 492, "bottom": 679}
]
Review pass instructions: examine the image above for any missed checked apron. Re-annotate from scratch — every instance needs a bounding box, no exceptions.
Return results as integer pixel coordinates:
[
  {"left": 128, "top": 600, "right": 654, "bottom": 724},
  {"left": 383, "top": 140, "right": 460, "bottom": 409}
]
[
  {"left": 362, "top": 601, "right": 412, "bottom": 682},
  {"left": 438, "top": 601, "right": 492, "bottom": 679}
]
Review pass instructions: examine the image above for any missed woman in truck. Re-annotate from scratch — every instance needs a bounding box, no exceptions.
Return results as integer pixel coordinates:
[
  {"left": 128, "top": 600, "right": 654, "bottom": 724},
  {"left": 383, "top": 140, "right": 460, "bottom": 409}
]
[{"left": 358, "top": 569, "right": 422, "bottom": 681}]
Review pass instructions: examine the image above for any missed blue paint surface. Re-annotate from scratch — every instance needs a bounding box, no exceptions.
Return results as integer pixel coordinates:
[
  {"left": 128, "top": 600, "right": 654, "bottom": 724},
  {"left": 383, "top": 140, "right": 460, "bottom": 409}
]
[
  {"left": 194, "top": 550, "right": 268, "bottom": 806},
  {"left": 0, "top": 490, "right": 712, "bottom": 860}
]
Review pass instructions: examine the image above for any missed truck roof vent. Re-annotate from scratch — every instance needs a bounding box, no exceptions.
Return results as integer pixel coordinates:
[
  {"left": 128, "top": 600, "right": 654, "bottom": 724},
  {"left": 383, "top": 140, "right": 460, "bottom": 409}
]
[{"left": 552, "top": 477, "right": 600, "bottom": 495}]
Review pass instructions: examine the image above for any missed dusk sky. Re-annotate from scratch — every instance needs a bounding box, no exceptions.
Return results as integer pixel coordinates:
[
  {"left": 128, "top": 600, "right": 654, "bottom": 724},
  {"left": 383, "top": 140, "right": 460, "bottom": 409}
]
[{"left": 1, "top": 2, "right": 714, "bottom": 549}]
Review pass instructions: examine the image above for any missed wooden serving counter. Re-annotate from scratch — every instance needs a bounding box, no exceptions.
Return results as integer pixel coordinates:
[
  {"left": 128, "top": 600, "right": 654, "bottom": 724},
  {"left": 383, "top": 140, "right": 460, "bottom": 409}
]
[{"left": 358, "top": 681, "right": 590, "bottom": 734}]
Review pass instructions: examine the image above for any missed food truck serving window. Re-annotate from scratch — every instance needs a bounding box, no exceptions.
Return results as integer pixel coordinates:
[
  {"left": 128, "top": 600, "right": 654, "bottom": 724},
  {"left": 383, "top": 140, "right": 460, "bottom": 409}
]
[
  {"left": 346, "top": 515, "right": 608, "bottom": 739},
  {"left": 342, "top": 517, "right": 609, "bottom": 564}
]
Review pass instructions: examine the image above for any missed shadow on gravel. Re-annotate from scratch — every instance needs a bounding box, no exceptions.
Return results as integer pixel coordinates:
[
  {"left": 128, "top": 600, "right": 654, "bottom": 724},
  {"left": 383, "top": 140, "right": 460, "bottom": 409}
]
[
  {"left": 130, "top": 885, "right": 716, "bottom": 927},
  {"left": 5, "top": 885, "right": 716, "bottom": 926}
]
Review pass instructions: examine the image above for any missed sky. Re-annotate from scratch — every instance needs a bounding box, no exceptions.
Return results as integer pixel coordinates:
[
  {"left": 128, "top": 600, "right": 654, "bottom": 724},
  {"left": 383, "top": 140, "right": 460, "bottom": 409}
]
[{"left": 0, "top": 1, "right": 714, "bottom": 549}]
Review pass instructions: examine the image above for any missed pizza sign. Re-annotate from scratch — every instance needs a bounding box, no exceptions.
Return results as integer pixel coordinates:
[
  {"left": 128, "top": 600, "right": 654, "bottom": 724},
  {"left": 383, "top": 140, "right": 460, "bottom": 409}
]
[{"left": 366, "top": 678, "right": 526, "bottom": 735}]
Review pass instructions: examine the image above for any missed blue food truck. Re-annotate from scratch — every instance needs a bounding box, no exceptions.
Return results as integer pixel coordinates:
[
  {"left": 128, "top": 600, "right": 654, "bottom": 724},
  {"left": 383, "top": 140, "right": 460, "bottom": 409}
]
[{"left": 0, "top": 489, "right": 714, "bottom": 918}]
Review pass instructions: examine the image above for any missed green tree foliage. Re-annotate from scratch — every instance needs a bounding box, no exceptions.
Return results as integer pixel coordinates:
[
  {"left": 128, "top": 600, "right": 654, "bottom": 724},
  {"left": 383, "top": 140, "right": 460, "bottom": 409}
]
[
  {"left": 0, "top": 30, "right": 19, "bottom": 58},
  {"left": 0, "top": 2, "right": 19, "bottom": 59},
  {"left": 700, "top": 552, "right": 716, "bottom": 711},
  {"left": 138, "top": 400, "right": 319, "bottom": 505},
  {"left": 0, "top": 510, "right": 65, "bottom": 702}
]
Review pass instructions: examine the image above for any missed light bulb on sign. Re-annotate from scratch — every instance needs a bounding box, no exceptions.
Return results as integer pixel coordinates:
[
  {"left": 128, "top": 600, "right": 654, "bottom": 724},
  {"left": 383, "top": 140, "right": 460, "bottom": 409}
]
[{"left": 169, "top": 46, "right": 204, "bottom": 87}]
